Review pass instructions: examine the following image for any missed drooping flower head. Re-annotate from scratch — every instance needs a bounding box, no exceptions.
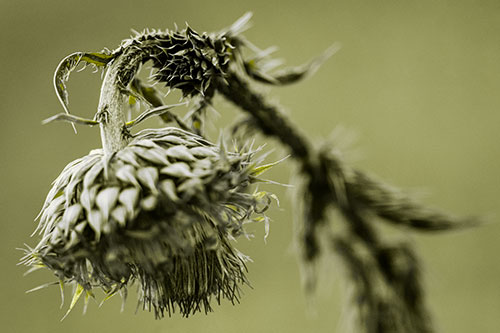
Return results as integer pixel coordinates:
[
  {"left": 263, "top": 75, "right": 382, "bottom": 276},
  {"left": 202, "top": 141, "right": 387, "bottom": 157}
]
[
  {"left": 22, "top": 127, "right": 276, "bottom": 318},
  {"left": 21, "top": 13, "right": 289, "bottom": 319}
]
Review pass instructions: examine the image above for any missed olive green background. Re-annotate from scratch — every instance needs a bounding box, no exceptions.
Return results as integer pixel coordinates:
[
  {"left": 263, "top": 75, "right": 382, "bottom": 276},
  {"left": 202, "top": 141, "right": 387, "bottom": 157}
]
[{"left": 1, "top": 0, "right": 499, "bottom": 332}]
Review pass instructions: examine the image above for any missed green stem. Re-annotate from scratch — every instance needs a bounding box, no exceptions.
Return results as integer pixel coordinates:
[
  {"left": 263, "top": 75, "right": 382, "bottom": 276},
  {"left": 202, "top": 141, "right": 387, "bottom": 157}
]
[{"left": 97, "top": 49, "right": 142, "bottom": 155}]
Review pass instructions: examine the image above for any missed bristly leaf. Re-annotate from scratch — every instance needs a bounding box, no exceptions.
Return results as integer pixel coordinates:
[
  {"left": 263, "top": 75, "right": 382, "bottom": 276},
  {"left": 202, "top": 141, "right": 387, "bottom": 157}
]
[{"left": 346, "top": 169, "right": 479, "bottom": 231}]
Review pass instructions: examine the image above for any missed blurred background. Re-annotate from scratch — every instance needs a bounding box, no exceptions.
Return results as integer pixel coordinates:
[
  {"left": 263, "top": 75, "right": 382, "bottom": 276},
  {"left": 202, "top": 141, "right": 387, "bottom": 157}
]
[{"left": 1, "top": 0, "right": 500, "bottom": 332}]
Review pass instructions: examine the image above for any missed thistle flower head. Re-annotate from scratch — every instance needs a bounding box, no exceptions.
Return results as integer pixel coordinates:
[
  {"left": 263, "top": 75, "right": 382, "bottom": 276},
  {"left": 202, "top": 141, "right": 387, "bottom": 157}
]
[
  {"left": 23, "top": 127, "right": 275, "bottom": 318},
  {"left": 114, "top": 16, "right": 250, "bottom": 98},
  {"left": 147, "top": 27, "right": 232, "bottom": 97}
]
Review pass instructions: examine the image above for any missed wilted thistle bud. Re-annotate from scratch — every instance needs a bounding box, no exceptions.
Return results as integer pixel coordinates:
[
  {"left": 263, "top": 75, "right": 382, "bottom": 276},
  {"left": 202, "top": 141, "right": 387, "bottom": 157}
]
[
  {"left": 23, "top": 126, "right": 275, "bottom": 318},
  {"left": 117, "top": 23, "right": 237, "bottom": 98}
]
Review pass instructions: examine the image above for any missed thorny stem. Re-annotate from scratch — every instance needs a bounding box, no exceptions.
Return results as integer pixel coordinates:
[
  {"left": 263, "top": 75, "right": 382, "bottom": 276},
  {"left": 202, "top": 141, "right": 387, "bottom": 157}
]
[
  {"left": 217, "top": 70, "right": 474, "bottom": 239},
  {"left": 216, "top": 71, "right": 316, "bottom": 172},
  {"left": 216, "top": 71, "right": 330, "bottom": 259},
  {"left": 217, "top": 71, "right": 378, "bottom": 248},
  {"left": 216, "top": 69, "right": 473, "bottom": 332}
]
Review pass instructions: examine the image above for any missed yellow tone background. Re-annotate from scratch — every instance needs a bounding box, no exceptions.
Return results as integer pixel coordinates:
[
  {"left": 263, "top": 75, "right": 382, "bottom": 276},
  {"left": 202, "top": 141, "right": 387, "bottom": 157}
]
[{"left": 1, "top": 1, "right": 499, "bottom": 332}]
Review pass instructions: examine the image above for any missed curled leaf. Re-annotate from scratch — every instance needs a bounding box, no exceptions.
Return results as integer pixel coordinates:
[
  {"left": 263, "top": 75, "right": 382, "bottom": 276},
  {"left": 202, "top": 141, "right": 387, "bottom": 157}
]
[{"left": 53, "top": 52, "right": 114, "bottom": 132}]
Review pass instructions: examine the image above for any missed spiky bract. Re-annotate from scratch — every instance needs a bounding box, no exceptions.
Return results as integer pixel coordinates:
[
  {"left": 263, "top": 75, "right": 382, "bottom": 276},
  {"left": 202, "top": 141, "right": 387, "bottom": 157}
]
[
  {"left": 24, "top": 127, "right": 272, "bottom": 317},
  {"left": 114, "top": 26, "right": 239, "bottom": 98}
]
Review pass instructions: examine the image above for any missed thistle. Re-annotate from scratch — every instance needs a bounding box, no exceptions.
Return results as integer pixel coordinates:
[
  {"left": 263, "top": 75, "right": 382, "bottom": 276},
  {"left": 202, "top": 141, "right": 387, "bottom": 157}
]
[
  {"left": 22, "top": 14, "right": 280, "bottom": 319},
  {"left": 23, "top": 13, "right": 476, "bottom": 331}
]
